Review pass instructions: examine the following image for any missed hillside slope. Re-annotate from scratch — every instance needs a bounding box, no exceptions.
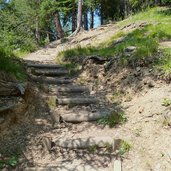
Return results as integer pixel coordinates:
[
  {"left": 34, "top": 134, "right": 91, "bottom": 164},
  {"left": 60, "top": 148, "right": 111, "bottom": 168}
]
[{"left": 1, "top": 7, "right": 171, "bottom": 171}]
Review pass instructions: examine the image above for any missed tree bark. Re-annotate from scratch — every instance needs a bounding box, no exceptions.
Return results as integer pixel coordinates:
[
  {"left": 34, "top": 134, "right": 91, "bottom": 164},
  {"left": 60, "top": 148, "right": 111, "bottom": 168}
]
[
  {"left": 84, "top": 7, "right": 88, "bottom": 30},
  {"left": 72, "top": 9, "right": 77, "bottom": 32},
  {"left": 0, "top": 81, "right": 25, "bottom": 96},
  {"left": 55, "top": 12, "right": 64, "bottom": 39},
  {"left": 35, "top": 16, "right": 40, "bottom": 43},
  {"left": 70, "top": 0, "right": 83, "bottom": 36},
  {"left": 100, "top": 1, "right": 104, "bottom": 25},
  {"left": 90, "top": 7, "right": 94, "bottom": 29}
]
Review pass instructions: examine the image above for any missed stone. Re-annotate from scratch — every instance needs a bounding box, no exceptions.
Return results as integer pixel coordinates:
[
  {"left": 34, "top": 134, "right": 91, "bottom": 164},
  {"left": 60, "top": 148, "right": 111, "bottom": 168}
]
[
  {"left": 112, "top": 160, "right": 122, "bottom": 171},
  {"left": 147, "top": 80, "right": 155, "bottom": 88},
  {"left": 0, "top": 118, "right": 4, "bottom": 124},
  {"left": 136, "top": 67, "right": 141, "bottom": 72},
  {"left": 125, "top": 46, "right": 137, "bottom": 52},
  {"left": 112, "top": 37, "right": 125, "bottom": 46}
]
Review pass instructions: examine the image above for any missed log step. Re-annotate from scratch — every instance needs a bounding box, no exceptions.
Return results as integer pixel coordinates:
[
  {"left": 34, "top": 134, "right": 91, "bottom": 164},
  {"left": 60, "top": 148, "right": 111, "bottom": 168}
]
[
  {"left": 62, "top": 111, "right": 108, "bottom": 122},
  {"left": 57, "top": 97, "right": 97, "bottom": 105},
  {"left": 55, "top": 86, "right": 89, "bottom": 94},
  {"left": 27, "top": 63, "right": 64, "bottom": 69},
  {"left": 0, "top": 103, "right": 18, "bottom": 113},
  {"left": 25, "top": 165, "right": 109, "bottom": 171},
  {"left": 33, "top": 69, "right": 69, "bottom": 76},
  {"left": 52, "top": 108, "right": 108, "bottom": 123},
  {"left": 30, "top": 76, "right": 72, "bottom": 84},
  {"left": 54, "top": 137, "right": 114, "bottom": 149}
]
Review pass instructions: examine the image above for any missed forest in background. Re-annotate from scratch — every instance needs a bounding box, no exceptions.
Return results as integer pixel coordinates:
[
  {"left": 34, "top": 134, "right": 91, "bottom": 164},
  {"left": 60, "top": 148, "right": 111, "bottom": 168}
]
[{"left": 0, "top": 0, "right": 171, "bottom": 53}]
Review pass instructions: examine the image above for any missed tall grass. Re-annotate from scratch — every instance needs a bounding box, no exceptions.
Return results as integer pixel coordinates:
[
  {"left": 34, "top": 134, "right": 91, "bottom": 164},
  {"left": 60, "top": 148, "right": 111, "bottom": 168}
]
[{"left": 0, "top": 46, "right": 26, "bottom": 80}]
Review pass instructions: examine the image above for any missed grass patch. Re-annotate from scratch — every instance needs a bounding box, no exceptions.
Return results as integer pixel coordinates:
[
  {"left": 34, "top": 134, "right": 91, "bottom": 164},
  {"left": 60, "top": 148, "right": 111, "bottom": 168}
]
[
  {"left": 155, "top": 48, "right": 171, "bottom": 74},
  {"left": 97, "top": 111, "right": 127, "bottom": 128},
  {"left": 88, "top": 145, "right": 98, "bottom": 153},
  {"left": 47, "top": 96, "right": 56, "bottom": 109},
  {"left": 118, "top": 140, "right": 132, "bottom": 156},
  {"left": 62, "top": 63, "right": 81, "bottom": 76},
  {"left": 0, "top": 47, "right": 26, "bottom": 80},
  {"left": 13, "top": 50, "right": 29, "bottom": 58},
  {"left": 162, "top": 98, "right": 171, "bottom": 107},
  {"left": 118, "top": 7, "right": 171, "bottom": 27},
  {"left": 58, "top": 7, "right": 171, "bottom": 70},
  {"left": 0, "top": 156, "right": 18, "bottom": 169}
]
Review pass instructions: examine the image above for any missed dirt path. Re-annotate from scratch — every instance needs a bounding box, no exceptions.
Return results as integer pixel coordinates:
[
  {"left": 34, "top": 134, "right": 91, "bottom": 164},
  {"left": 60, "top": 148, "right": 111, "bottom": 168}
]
[
  {"left": 23, "top": 52, "right": 171, "bottom": 171},
  {"left": 21, "top": 26, "right": 171, "bottom": 171},
  {"left": 160, "top": 41, "right": 171, "bottom": 48}
]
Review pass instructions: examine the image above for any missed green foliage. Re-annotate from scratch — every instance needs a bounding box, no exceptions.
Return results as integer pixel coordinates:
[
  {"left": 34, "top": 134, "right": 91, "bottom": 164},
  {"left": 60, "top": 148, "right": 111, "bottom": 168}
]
[
  {"left": 97, "top": 111, "right": 127, "bottom": 128},
  {"left": 118, "top": 140, "right": 132, "bottom": 156},
  {"left": 0, "top": 46, "right": 26, "bottom": 80},
  {"left": 162, "top": 98, "right": 171, "bottom": 106},
  {"left": 47, "top": 96, "right": 56, "bottom": 109},
  {"left": 88, "top": 144, "right": 98, "bottom": 153},
  {"left": 63, "top": 63, "right": 81, "bottom": 76},
  {"left": 155, "top": 48, "right": 171, "bottom": 74},
  {"left": 0, "top": 156, "right": 18, "bottom": 169},
  {"left": 58, "top": 46, "right": 97, "bottom": 59},
  {"left": 0, "top": 0, "right": 38, "bottom": 52}
]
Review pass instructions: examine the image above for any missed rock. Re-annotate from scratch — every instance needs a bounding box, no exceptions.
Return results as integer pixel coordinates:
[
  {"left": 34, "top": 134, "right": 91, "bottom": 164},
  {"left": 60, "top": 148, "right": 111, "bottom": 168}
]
[
  {"left": 136, "top": 67, "right": 141, "bottom": 72},
  {"left": 112, "top": 37, "right": 125, "bottom": 46},
  {"left": 42, "top": 137, "right": 51, "bottom": 152},
  {"left": 112, "top": 160, "right": 122, "bottom": 171},
  {"left": 0, "top": 118, "right": 4, "bottom": 124},
  {"left": 125, "top": 46, "right": 137, "bottom": 53},
  {"left": 90, "top": 91, "right": 96, "bottom": 95},
  {"left": 147, "top": 80, "right": 155, "bottom": 88},
  {"left": 0, "top": 80, "right": 26, "bottom": 96},
  {"left": 143, "top": 78, "right": 155, "bottom": 88}
]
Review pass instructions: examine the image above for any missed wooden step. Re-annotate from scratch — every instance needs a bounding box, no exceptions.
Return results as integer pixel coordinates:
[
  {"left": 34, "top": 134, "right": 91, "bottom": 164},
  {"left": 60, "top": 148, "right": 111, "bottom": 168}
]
[
  {"left": 32, "top": 69, "right": 68, "bottom": 76},
  {"left": 57, "top": 97, "right": 97, "bottom": 105},
  {"left": 0, "top": 103, "right": 18, "bottom": 113},
  {"left": 30, "top": 76, "right": 72, "bottom": 84},
  {"left": 0, "top": 97, "right": 23, "bottom": 113},
  {"left": 52, "top": 108, "right": 108, "bottom": 123},
  {"left": 25, "top": 165, "right": 109, "bottom": 171},
  {"left": 55, "top": 86, "right": 89, "bottom": 94},
  {"left": 0, "top": 80, "right": 25, "bottom": 96},
  {"left": 27, "top": 63, "right": 64, "bottom": 69},
  {"left": 54, "top": 136, "right": 114, "bottom": 149}
]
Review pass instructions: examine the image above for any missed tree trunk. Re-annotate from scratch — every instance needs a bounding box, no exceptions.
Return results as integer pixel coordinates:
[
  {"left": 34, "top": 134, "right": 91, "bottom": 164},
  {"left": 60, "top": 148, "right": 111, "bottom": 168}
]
[
  {"left": 100, "top": 2, "right": 104, "bottom": 25},
  {"left": 35, "top": 16, "right": 40, "bottom": 43},
  {"left": 0, "top": 80, "right": 25, "bottom": 96},
  {"left": 72, "top": 9, "right": 77, "bottom": 32},
  {"left": 84, "top": 9, "right": 88, "bottom": 30},
  {"left": 55, "top": 12, "right": 64, "bottom": 39},
  {"left": 70, "top": 0, "right": 83, "bottom": 36},
  {"left": 90, "top": 7, "right": 94, "bottom": 29}
]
